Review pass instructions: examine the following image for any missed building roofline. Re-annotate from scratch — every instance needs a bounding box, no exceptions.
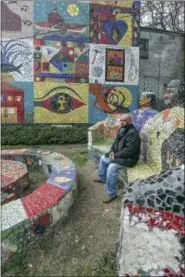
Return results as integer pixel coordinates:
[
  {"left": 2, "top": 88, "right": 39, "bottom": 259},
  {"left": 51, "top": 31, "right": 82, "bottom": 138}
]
[{"left": 140, "top": 26, "right": 185, "bottom": 37}]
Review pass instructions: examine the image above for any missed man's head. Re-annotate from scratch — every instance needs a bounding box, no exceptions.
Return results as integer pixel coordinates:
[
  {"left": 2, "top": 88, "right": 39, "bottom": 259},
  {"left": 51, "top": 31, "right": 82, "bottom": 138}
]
[
  {"left": 164, "top": 79, "right": 184, "bottom": 108},
  {"left": 119, "top": 114, "right": 132, "bottom": 128},
  {"left": 139, "top": 91, "right": 156, "bottom": 108}
]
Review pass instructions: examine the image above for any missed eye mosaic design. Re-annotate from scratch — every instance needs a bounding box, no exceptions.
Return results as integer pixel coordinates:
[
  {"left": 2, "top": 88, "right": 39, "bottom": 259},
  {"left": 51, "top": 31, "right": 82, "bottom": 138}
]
[{"left": 1, "top": 0, "right": 140, "bottom": 124}]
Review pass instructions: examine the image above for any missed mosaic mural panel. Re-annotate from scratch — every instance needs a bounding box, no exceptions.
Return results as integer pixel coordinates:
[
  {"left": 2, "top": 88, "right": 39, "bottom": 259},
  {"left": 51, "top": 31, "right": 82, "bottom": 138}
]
[
  {"left": 1, "top": 0, "right": 140, "bottom": 125},
  {"left": 34, "top": 40, "right": 89, "bottom": 83},
  {"left": 34, "top": 0, "right": 89, "bottom": 43},
  {"left": 1, "top": 39, "right": 33, "bottom": 82},
  {"left": 1, "top": 82, "right": 34, "bottom": 123},
  {"left": 34, "top": 82, "right": 88, "bottom": 123},
  {"left": 89, "top": 44, "right": 139, "bottom": 85},
  {"left": 89, "top": 84, "right": 138, "bottom": 123},
  {"left": 1, "top": 0, "right": 33, "bottom": 40},
  {"left": 89, "top": 2, "right": 140, "bottom": 46}
]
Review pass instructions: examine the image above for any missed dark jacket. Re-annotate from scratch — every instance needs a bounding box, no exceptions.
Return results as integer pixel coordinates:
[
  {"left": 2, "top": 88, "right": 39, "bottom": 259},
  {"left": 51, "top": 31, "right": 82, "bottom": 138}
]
[{"left": 107, "top": 123, "right": 141, "bottom": 167}]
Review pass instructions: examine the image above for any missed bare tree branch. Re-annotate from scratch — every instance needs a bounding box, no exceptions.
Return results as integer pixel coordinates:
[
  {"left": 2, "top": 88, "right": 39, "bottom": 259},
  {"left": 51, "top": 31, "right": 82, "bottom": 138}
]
[{"left": 141, "top": 1, "right": 185, "bottom": 33}]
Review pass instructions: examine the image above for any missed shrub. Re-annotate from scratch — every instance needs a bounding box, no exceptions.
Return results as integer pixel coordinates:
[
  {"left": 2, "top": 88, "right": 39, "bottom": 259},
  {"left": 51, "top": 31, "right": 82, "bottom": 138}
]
[{"left": 1, "top": 125, "right": 88, "bottom": 145}]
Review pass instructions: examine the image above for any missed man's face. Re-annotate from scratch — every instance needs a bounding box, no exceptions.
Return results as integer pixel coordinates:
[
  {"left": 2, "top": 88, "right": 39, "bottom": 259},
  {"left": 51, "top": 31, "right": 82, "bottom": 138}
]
[
  {"left": 119, "top": 116, "right": 130, "bottom": 128},
  {"left": 164, "top": 82, "right": 179, "bottom": 107}
]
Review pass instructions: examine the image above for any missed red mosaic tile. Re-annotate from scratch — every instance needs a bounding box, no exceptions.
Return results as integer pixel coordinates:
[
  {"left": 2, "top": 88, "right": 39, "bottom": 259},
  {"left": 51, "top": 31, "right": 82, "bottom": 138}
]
[{"left": 21, "top": 183, "right": 67, "bottom": 217}]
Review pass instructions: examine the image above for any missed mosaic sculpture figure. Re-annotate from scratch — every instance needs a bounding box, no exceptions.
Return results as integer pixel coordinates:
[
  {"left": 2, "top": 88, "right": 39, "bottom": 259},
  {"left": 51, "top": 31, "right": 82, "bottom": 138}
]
[
  {"left": 117, "top": 80, "right": 185, "bottom": 276},
  {"left": 144, "top": 80, "right": 184, "bottom": 168},
  {"left": 131, "top": 91, "right": 158, "bottom": 133}
]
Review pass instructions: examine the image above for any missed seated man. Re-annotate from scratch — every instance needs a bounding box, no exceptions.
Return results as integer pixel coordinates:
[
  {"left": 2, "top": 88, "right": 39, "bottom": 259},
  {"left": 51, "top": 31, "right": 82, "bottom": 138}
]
[{"left": 93, "top": 114, "right": 141, "bottom": 203}]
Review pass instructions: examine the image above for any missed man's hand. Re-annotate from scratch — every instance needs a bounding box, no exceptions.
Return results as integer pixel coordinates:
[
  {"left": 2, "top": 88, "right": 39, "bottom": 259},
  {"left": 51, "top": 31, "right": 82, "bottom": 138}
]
[{"left": 109, "top": 152, "right": 114, "bottom": 160}]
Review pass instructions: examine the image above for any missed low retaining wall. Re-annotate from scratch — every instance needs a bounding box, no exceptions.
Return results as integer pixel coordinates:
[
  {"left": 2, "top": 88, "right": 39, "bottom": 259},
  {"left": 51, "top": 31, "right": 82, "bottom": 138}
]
[{"left": 1, "top": 149, "right": 77, "bottom": 268}]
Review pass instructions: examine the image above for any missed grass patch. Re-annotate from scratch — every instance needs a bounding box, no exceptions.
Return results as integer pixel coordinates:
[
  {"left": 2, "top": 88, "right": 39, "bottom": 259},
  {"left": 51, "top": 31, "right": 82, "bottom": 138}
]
[
  {"left": 75, "top": 251, "right": 117, "bottom": 277},
  {"left": 94, "top": 137, "right": 114, "bottom": 145},
  {"left": 69, "top": 151, "right": 88, "bottom": 166}
]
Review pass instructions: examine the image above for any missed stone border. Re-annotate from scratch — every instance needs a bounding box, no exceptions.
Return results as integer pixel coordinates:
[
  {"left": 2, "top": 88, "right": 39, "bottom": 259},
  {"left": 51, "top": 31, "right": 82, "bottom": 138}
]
[{"left": 1, "top": 149, "right": 77, "bottom": 266}]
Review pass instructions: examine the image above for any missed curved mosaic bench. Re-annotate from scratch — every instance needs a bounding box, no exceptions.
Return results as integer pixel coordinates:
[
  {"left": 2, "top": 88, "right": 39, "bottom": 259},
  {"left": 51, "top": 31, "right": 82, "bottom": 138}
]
[
  {"left": 117, "top": 165, "right": 185, "bottom": 277},
  {"left": 1, "top": 149, "right": 77, "bottom": 267}
]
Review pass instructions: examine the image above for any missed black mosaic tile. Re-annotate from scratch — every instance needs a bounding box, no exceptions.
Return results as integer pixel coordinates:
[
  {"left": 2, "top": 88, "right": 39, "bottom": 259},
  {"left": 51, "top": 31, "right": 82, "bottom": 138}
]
[
  {"left": 176, "top": 186, "right": 183, "bottom": 192},
  {"left": 156, "top": 198, "right": 162, "bottom": 204},
  {"left": 165, "top": 206, "right": 172, "bottom": 211},
  {"left": 136, "top": 196, "right": 145, "bottom": 206},
  {"left": 179, "top": 237, "right": 185, "bottom": 244},
  {"left": 156, "top": 177, "right": 164, "bottom": 183},
  {"left": 159, "top": 193, "right": 166, "bottom": 200},
  {"left": 173, "top": 205, "right": 181, "bottom": 213},
  {"left": 167, "top": 197, "right": 174, "bottom": 205},
  {"left": 176, "top": 195, "right": 184, "bottom": 204},
  {"left": 147, "top": 199, "right": 154, "bottom": 207},
  {"left": 157, "top": 189, "right": 163, "bottom": 195},
  {"left": 166, "top": 190, "right": 176, "bottom": 197}
]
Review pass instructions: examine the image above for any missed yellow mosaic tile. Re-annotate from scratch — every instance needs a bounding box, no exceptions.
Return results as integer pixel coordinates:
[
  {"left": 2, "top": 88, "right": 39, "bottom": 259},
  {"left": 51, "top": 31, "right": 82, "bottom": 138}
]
[{"left": 34, "top": 82, "right": 88, "bottom": 123}]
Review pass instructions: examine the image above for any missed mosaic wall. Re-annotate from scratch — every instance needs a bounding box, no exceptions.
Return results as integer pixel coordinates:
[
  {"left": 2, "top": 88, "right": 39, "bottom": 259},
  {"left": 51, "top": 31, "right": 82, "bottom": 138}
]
[{"left": 1, "top": 0, "right": 140, "bottom": 124}]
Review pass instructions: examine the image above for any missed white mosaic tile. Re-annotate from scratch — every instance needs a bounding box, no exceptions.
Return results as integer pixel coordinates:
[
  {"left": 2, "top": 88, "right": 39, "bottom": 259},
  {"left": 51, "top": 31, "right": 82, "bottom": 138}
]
[{"left": 2, "top": 199, "right": 28, "bottom": 232}]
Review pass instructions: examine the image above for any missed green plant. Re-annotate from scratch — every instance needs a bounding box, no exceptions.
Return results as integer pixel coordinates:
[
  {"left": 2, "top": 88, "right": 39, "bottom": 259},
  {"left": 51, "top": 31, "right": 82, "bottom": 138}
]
[{"left": 1, "top": 125, "right": 88, "bottom": 145}]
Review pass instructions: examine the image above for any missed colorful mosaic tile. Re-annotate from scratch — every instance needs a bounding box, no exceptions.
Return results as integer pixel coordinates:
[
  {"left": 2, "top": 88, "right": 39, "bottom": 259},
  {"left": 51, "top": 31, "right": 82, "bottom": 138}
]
[
  {"left": 2, "top": 160, "right": 28, "bottom": 189},
  {"left": 89, "top": 2, "right": 140, "bottom": 46},
  {"left": 34, "top": 0, "right": 89, "bottom": 43},
  {"left": 21, "top": 182, "right": 67, "bottom": 217},
  {"left": 2, "top": 199, "right": 28, "bottom": 232},
  {"left": 1, "top": 1, "right": 33, "bottom": 39},
  {"left": 117, "top": 165, "right": 185, "bottom": 277},
  {"left": 1, "top": 40, "right": 33, "bottom": 82},
  {"left": 34, "top": 82, "right": 88, "bottom": 123},
  {"left": 1, "top": 148, "right": 77, "bottom": 267}
]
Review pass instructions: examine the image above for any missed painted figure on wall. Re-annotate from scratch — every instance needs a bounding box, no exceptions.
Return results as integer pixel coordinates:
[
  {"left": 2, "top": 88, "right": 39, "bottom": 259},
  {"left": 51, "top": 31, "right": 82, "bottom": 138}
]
[
  {"left": 34, "top": 1, "right": 89, "bottom": 43},
  {"left": 131, "top": 91, "right": 158, "bottom": 133}
]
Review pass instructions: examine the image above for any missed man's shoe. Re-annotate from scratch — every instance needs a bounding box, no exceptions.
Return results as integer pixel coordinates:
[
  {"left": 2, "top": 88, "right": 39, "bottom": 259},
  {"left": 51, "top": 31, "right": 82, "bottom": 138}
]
[
  {"left": 102, "top": 195, "right": 117, "bottom": 203},
  {"left": 93, "top": 179, "right": 104, "bottom": 183}
]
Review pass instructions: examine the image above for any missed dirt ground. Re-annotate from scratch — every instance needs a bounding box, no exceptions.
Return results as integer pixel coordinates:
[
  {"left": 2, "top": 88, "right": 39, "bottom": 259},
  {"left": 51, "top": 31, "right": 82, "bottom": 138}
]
[{"left": 2, "top": 144, "right": 123, "bottom": 276}]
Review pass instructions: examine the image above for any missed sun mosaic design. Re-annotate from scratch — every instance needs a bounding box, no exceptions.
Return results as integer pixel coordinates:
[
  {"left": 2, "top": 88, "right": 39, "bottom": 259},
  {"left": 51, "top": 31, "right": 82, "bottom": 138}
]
[{"left": 1, "top": 0, "right": 140, "bottom": 124}]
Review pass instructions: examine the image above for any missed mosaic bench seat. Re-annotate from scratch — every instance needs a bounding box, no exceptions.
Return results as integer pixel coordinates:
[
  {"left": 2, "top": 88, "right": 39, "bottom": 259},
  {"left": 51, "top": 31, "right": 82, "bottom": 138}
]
[
  {"left": 88, "top": 107, "right": 184, "bottom": 186},
  {"left": 1, "top": 149, "right": 77, "bottom": 267},
  {"left": 117, "top": 165, "right": 185, "bottom": 277}
]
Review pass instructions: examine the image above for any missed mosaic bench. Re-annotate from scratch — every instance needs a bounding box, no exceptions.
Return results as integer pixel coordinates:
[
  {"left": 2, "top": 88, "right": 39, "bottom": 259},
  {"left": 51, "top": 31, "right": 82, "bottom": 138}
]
[
  {"left": 88, "top": 107, "right": 184, "bottom": 186},
  {"left": 1, "top": 149, "right": 77, "bottom": 267},
  {"left": 117, "top": 165, "right": 185, "bottom": 277}
]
